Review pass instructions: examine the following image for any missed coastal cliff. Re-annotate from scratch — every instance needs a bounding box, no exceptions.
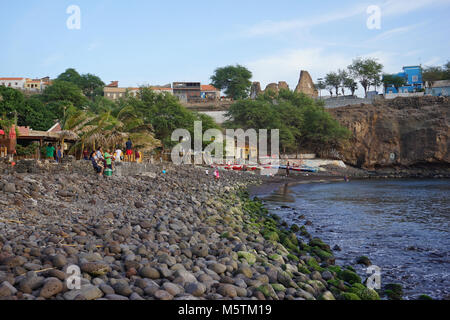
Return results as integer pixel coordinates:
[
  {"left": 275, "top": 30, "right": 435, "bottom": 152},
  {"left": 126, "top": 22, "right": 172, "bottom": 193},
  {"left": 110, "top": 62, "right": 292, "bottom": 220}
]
[{"left": 329, "top": 96, "right": 449, "bottom": 169}]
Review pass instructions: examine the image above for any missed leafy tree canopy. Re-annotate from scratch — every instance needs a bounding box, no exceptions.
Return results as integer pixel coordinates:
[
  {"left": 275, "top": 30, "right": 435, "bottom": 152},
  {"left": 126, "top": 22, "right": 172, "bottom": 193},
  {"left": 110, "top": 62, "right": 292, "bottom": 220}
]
[
  {"left": 423, "top": 62, "right": 450, "bottom": 82},
  {"left": 382, "top": 74, "right": 407, "bottom": 89},
  {"left": 348, "top": 58, "right": 383, "bottom": 97},
  {"left": 41, "top": 80, "right": 88, "bottom": 108},
  {"left": 210, "top": 65, "right": 252, "bottom": 100},
  {"left": 225, "top": 89, "right": 350, "bottom": 153},
  {"left": 57, "top": 68, "right": 105, "bottom": 99}
]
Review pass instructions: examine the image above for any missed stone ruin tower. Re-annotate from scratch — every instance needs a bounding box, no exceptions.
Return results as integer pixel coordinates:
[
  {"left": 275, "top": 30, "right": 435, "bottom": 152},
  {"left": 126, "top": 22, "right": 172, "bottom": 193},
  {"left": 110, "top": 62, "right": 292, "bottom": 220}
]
[
  {"left": 294, "top": 70, "right": 318, "bottom": 98},
  {"left": 250, "top": 82, "right": 262, "bottom": 99}
]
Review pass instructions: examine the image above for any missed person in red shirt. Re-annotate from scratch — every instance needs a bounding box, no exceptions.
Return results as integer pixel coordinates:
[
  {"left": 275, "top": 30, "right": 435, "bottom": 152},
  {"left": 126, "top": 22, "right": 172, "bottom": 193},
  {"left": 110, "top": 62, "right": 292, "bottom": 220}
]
[
  {"left": 83, "top": 149, "right": 90, "bottom": 160},
  {"left": 135, "top": 149, "right": 140, "bottom": 162}
]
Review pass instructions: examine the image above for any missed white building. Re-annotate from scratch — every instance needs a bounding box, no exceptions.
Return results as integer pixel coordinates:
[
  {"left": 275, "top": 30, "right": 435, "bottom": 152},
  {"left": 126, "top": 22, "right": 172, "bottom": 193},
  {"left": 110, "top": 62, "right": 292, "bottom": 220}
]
[{"left": 0, "top": 77, "right": 27, "bottom": 89}]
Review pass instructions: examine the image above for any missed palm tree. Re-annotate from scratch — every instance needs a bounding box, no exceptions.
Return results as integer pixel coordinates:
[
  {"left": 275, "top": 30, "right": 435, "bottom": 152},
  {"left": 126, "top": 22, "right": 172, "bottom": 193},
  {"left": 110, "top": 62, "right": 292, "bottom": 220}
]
[{"left": 65, "top": 103, "right": 161, "bottom": 157}]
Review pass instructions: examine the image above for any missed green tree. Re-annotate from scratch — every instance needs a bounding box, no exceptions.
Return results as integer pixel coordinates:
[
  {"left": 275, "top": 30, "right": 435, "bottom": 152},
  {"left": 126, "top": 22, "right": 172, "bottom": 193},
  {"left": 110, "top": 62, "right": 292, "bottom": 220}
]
[
  {"left": 0, "top": 86, "right": 25, "bottom": 115},
  {"left": 315, "top": 80, "right": 326, "bottom": 98},
  {"left": 41, "top": 80, "right": 88, "bottom": 108},
  {"left": 121, "top": 88, "right": 219, "bottom": 151},
  {"left": 57, "top": 68, "right": 105, "bottom": 99},
  {"left": 325, "top": 72, "right": 341, "bottom": 97},
  {"left": 88, "top": 96, "right": 117, "bottom": 114},
  {"left": 338, "top": 69, "right": 350, "bottom": 96},
  {"left": 225, "top": 89, "right": 350, "bottom": 153},
  {"left": 210, "top": 65, "right": 252, "bottom": 100},
  {"left": 0, "top": 87, "right": 59, "bottom": 131},
  {"left": 225, "top": 99, "right": 280, "bottom": 130},
  {"left": 382, "top": 74, "right": 407, "bottom": 91},
  {"left": 444, "top": 61, "right": 450, "bottom": 79},
  {"left": 57, "top": 68, "right": 83, "bottom": 86},
  {"left": 348, "top": 58, "right": 383, "bottom": 97},
  {"left": 371, "top": 75, "right": 382, "bottom": 92},
  {"left": 343, "top": 77, "right": 358, "bottom": 96},
  {"left": 17, "top": 97, "right": 57, "bottom": 131},
  {"left": 422, "top": 63, "right": 450, "bottom": 83},
  {"left": 80, "top": 73, "right": 105, "bottom": 99}
]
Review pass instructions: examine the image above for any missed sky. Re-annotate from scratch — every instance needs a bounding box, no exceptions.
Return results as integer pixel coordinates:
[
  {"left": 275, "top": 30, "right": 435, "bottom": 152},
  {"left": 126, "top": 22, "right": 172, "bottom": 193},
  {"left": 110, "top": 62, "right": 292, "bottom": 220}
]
[{"left": 1, "top": 0, "right": 449, "bottom": 97}]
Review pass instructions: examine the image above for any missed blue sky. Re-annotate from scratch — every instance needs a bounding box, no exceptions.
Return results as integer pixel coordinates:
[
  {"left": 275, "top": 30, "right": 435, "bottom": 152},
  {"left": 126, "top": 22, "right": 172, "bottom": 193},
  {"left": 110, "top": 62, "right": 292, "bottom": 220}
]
[{"left": 1, "top": 0, "right": 449, "bottom": 96}]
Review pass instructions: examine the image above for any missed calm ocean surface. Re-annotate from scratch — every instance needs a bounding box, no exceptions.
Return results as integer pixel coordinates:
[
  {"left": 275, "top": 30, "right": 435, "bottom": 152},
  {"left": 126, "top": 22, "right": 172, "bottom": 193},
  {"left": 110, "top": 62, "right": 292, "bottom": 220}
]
[{"left": 258, "top": 179, "right": 450, "bottom": 300}]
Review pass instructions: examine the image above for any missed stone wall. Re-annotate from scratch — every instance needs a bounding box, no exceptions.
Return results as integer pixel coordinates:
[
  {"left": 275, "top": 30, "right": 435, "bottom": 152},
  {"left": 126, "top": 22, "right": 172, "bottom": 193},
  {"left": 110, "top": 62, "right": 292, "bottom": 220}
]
[
  {"left": 385, "top": 92, "right": 425, "bottom": 100},
  {"left": 250, "top": 81, "right": 290, "bottom": 98},
  {"left": 322, "top": 96, "right": 374, "bottom": 109},
  {"left": 7, "top": 159, "right": 159, "bottom": 177}
]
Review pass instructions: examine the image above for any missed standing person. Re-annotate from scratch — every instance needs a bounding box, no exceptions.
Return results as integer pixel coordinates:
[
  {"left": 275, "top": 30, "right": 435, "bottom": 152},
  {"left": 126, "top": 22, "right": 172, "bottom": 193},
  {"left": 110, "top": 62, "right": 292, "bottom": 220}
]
[
  {"left": 214, "top": 168, "right": 220, "bottom": 180},
  {"left": 56, "top": 145, "right": 63, "bottom": 163},
  {"left": 46, "top": 144, "right": 55, "bottom": 160},
  {"left": 286, "top": 162, "right": 290, "bottom": 177},
  {"left": 53, "top": 146, "right": 58, "bottom": 162},
  {"left": 114, "top": 147, "right": 123, "bottom": 163},
  {"left": 125, "top": 138, "right": 133, "bottom": 162},
  {"left": 83, "top": 149, "right": 90, "bottom": 160},
  {"left": 135, "top": 149, "right": 141, "bottom": 163},
  {"left": 104, "top": 149, "right": 113, "bottom": 170}
]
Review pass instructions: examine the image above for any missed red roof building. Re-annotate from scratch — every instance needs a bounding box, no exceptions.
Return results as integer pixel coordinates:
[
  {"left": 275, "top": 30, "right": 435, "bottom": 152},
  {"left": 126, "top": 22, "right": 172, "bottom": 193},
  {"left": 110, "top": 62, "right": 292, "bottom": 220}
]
[{"left": 201, "top": 84, "right": 221, "bottom": 101}]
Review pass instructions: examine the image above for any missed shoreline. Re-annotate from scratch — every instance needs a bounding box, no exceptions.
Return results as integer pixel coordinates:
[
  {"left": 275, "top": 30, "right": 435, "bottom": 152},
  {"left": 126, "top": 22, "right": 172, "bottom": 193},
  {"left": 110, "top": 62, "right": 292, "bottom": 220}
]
[
  {"left": 250, "top": 175, "right": 448, "bottom": 301},
  {"left": 248, "top": 162, "right": 450, "bottom": 198}
]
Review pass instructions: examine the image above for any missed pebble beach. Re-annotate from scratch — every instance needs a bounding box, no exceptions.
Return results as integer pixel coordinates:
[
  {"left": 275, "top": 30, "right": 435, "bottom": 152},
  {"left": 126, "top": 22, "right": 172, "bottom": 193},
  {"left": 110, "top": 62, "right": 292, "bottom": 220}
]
[{"left": 0, "top": 162, "right": 380, "bottom": 301}]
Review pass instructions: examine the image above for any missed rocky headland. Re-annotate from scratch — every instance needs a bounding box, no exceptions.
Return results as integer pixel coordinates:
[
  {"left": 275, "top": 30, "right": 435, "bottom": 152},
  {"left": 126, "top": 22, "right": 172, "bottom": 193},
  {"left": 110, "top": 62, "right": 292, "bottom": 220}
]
[
  {"left": 328, "top": 96, "right": 449, "bottom": 172},
  {"left": 0, "top": 162, "right": 380, "bottom": 301}
]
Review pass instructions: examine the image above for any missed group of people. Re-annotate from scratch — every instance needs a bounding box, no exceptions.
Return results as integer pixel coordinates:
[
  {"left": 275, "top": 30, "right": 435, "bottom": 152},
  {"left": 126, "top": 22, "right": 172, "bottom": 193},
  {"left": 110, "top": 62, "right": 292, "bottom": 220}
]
[
  {"left": 85, "top": 139, "right": 140, "bottom": 176},
  {"left": 88, "top": 147, "right": 117, "bottom": 175},
  {"left": 45, "top": 144, "right": 63, "bottom": 163}
]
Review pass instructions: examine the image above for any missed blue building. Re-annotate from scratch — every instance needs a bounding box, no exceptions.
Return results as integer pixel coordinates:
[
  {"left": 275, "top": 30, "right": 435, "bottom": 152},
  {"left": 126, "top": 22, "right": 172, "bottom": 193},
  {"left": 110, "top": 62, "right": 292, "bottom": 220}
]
[{"left": 385, "top": 66, "right": 423, "bottom": 94}]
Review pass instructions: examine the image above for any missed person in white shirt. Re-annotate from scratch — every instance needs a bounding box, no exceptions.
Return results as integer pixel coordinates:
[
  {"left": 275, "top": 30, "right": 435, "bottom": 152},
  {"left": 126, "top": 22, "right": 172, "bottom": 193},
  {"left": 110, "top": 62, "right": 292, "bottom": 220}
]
[
  {"left": 96, "top": 147, "right": 104, "bottom": 160},
  {"left": 114, "top": 148, "right": 123, "bottom": 162}
]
